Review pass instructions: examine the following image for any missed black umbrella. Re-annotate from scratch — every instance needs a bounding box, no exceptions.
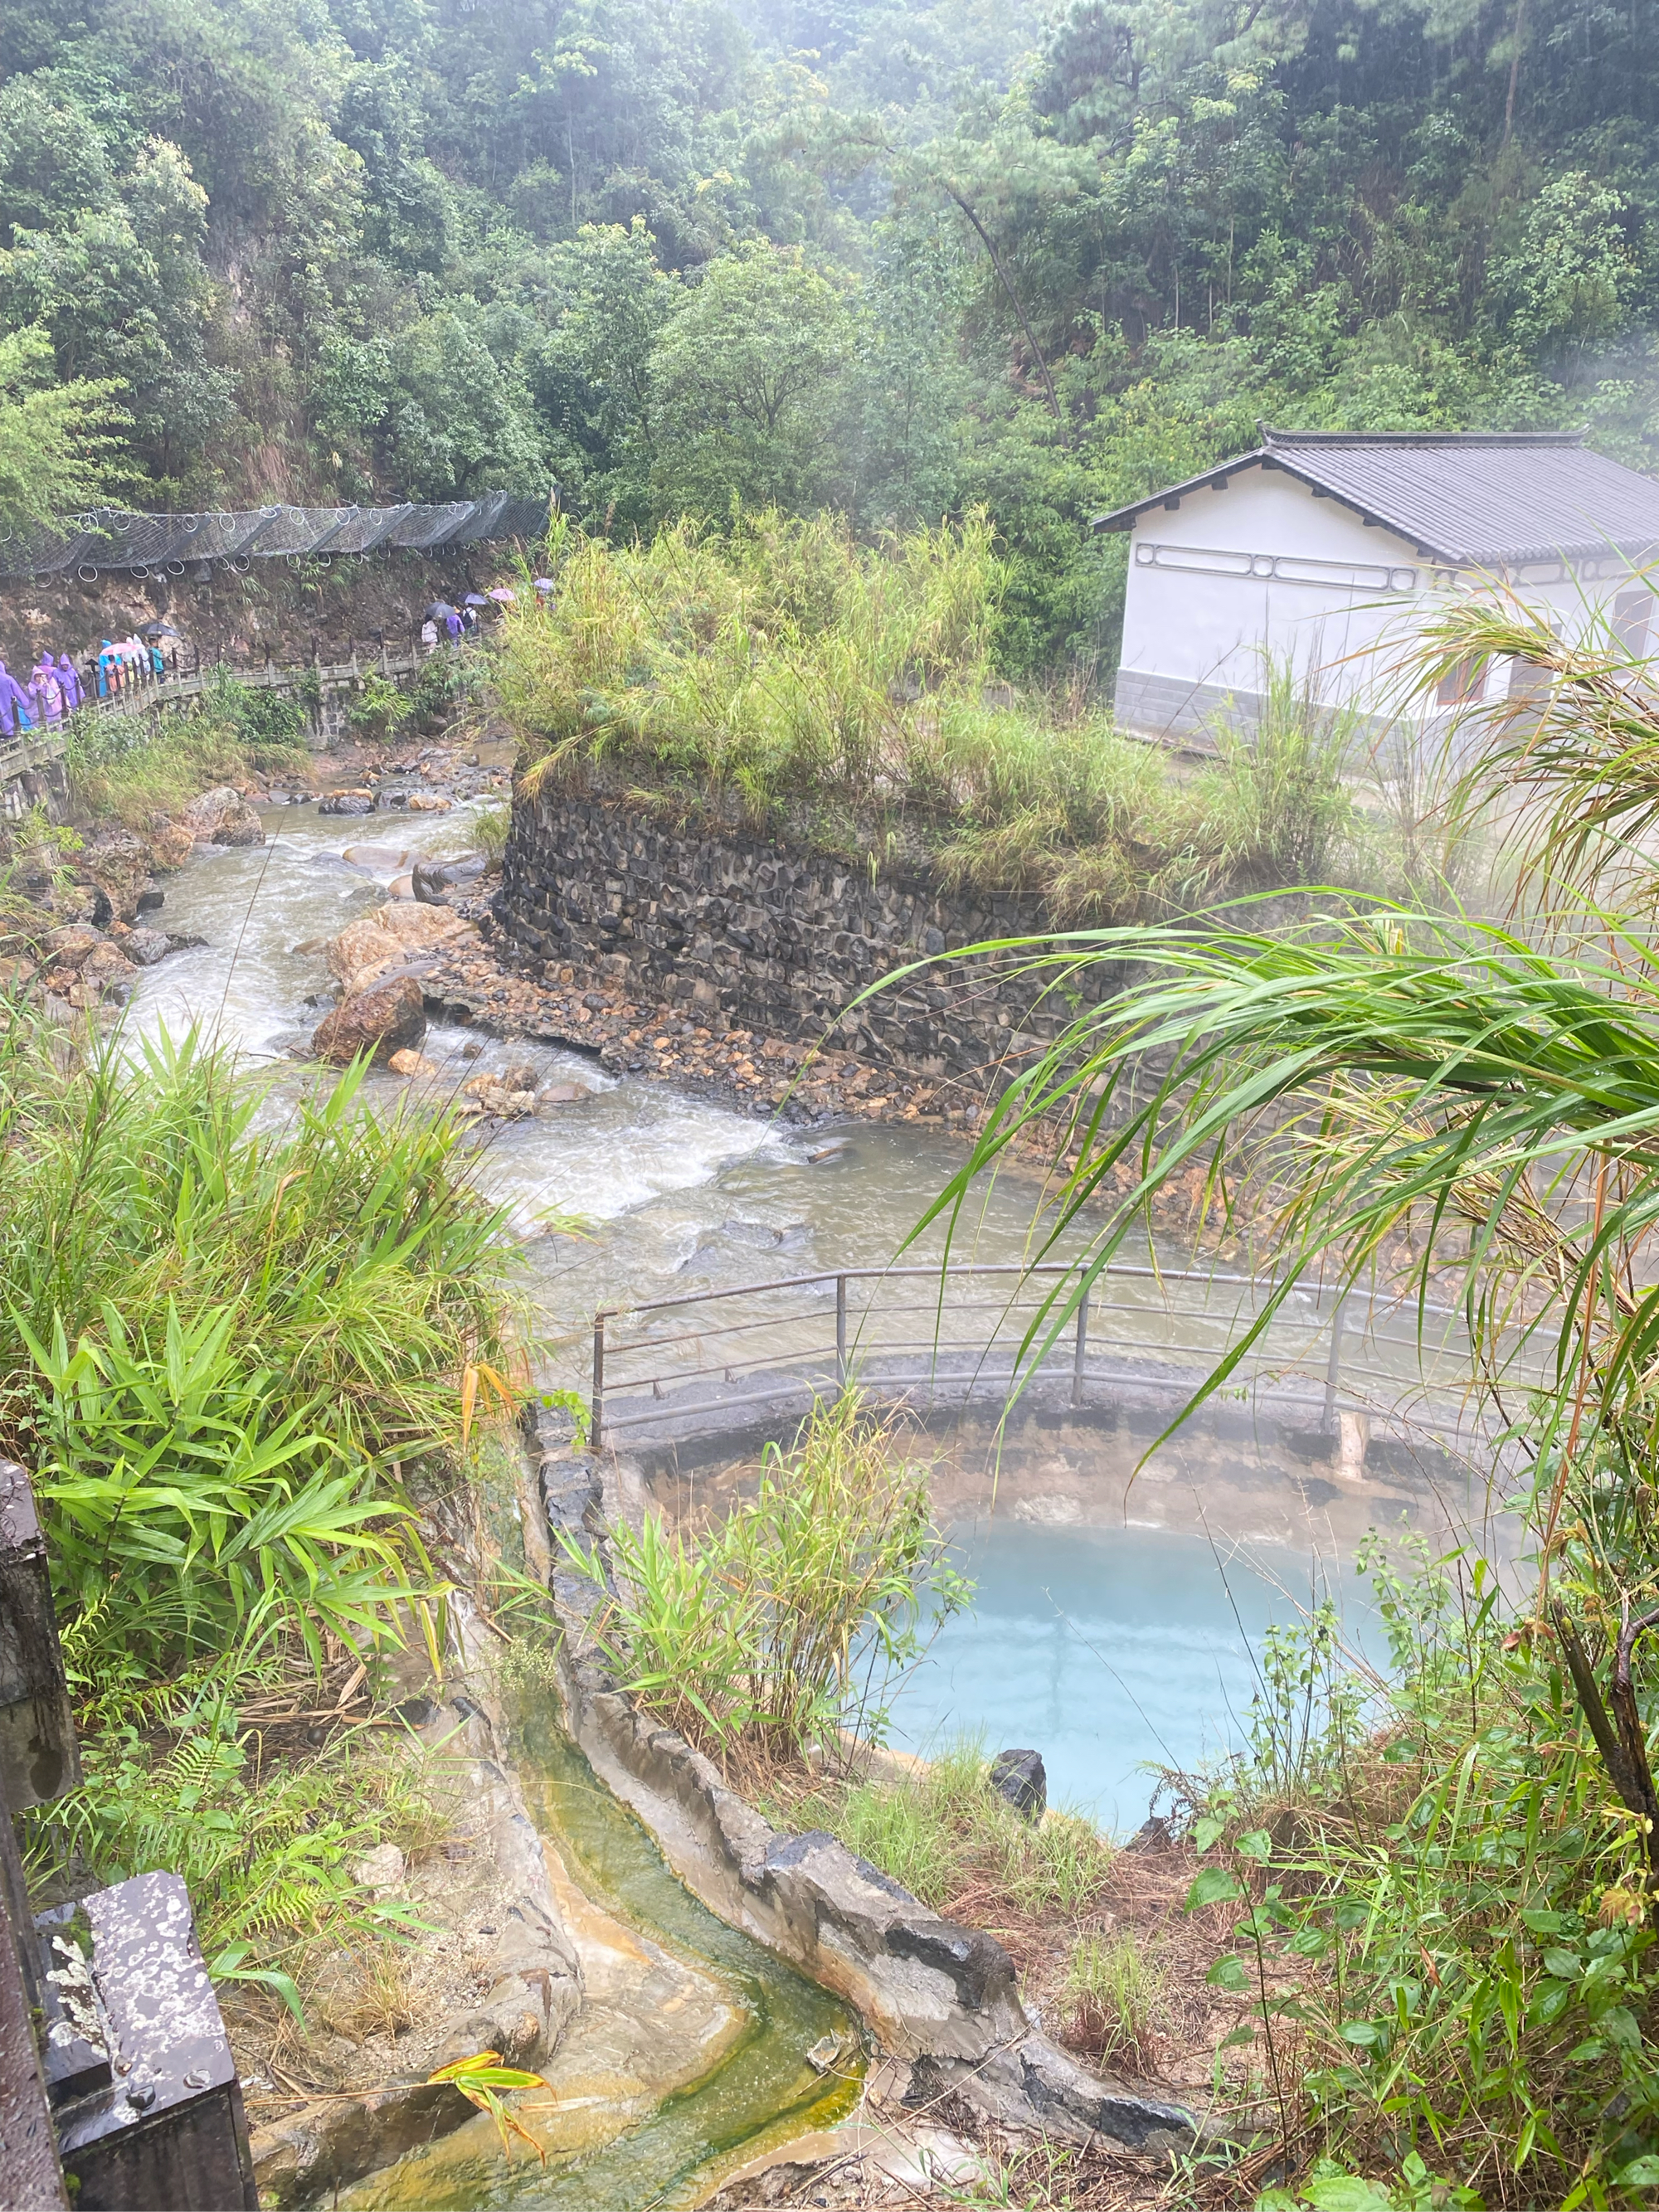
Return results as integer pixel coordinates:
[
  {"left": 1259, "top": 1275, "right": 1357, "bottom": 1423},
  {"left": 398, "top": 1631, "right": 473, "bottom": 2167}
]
[
  {"left": 424, "top": 600, "right": 455, "bottom": 620},
  {"left": 140, "top": 621, "right": 182, "bottom": 638}
]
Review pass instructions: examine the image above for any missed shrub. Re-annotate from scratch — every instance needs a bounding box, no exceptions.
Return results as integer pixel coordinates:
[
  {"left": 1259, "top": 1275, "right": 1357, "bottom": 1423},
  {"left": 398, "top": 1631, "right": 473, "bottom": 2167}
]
[
  {"left": 344, "top": 671, "right": 412, "bottom": 744},
  {"left": 1175, "top": 1532, "right": 1659, "bottom": 2201},
  {"left": 0, "top": 1021, "right": 520, "bottom": 1688},
  {"left": 60, "top": 673, "right": 309, "bottom": 824},
  {"left": 557, "top": 1393, "right": 970, "bottom": 1765}
]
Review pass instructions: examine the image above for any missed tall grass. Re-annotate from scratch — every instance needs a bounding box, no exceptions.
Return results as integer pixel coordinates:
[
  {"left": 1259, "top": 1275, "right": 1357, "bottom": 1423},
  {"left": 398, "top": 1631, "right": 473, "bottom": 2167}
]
[
  {"left": 499, "top": 510, "right": 1003, "bottom": 813},
  {"left": 1063, "top": 1929, "right": 1166, "bottom": 2071},
  {"left": 0, "top": 1018, "right": 519, "bottom": 1686},
  {"left": 800, "top": 1739, "right": 1114, "bottom": 1921},
  {"left": 496, "top": 516, "right": 1365, "bottom": 919},
  {"left": 558, "top": 1393, "right": 969, "bottom": 1766},
  {"left": 936, "top": 665, "right": 1359, "bottom": 917},
  {"left": 60, "top": 673, "right": 309, "bottom": 824}
]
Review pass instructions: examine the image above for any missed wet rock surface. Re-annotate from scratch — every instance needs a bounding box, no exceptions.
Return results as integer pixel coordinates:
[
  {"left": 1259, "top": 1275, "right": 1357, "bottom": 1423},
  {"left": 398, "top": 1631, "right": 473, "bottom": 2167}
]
[
  {"left": 311, "top": 973, "right": 427, "bottom": 1066},
  {"left": 328, "top": 900, "right": 477, "bottom": 994},
  {"left": 180, "top": 785, "right": 265, "bottom": 848}
]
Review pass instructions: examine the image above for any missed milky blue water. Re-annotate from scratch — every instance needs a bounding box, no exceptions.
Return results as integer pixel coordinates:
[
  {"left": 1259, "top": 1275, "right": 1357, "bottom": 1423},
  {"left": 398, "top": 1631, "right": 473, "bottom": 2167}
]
[{"left": 883, "top": 1519, "right": 1378, "bottom": 1831}]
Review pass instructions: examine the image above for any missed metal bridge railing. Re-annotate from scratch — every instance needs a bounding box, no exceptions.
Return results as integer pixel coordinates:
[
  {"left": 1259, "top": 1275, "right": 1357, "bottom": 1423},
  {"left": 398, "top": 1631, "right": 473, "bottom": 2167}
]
[{"left": 588, "top": 1260, "right": 1542, "bottom": 1451}]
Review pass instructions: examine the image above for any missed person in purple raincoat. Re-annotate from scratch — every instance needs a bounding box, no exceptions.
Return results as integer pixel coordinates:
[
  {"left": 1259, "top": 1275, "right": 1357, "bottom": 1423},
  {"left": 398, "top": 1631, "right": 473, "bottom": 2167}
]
[
  {"left": 444, "top": 606, "right": 463, "bottom": 644},
  {"left": 0, "top": 661, "right": 33, "bottom": 735},
  {"left": 56, "top": 654, "right": 82, "bottom": 712},
  {"left": 32, "top": 656, "right": 62, "bottom": 722}
]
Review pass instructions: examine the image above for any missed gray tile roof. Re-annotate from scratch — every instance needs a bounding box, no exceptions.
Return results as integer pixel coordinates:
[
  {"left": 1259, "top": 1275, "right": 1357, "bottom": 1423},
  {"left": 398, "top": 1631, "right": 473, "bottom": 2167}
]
[{"left": 1091, "top": 429, "right": 1659, "bottom": 567}]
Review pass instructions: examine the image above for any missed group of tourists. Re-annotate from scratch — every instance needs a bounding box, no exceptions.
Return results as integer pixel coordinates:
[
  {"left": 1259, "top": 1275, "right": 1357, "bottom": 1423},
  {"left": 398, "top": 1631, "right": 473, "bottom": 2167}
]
[
  {"left": 419, "top": 600, "right": 481, "bottom": 649},
  {"left": 92, "top": 633, "right": 173, "bottom": 699},
  {"left": 0, "top": 653, "right": 86, "bottom": 738},
  {"left": 0, "top": 633, "right": 180, "bottom": 738}
]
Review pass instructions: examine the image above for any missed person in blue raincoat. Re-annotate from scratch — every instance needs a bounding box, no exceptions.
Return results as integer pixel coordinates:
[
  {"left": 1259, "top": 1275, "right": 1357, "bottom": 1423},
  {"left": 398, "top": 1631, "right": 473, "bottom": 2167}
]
[{"left": 0, "top": 661, "right": 34, "bottom": 735}]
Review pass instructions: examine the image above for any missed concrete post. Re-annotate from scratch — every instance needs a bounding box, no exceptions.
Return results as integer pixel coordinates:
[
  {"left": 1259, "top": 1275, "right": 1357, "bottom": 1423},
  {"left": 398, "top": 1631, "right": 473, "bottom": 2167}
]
[{"left": 0, "top": 1461, "right": 80, "bottom": 1813}]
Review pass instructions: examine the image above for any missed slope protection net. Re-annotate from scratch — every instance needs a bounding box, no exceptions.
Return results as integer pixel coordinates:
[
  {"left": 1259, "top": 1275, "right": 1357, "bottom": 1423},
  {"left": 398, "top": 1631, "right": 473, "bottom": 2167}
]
[{"left": 0, "top": 490, "right": 551, "bottom": 580}]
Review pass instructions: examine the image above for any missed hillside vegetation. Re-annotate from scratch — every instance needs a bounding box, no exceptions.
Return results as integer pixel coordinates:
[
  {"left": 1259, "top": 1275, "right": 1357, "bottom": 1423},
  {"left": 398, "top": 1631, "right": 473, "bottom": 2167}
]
[{"left": 2, "top": 0, "right": 1655, "bottom": 664}]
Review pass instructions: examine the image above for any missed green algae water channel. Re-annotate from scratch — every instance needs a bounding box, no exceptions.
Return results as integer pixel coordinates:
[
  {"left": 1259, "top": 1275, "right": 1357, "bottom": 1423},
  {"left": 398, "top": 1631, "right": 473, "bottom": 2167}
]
[{"left": 337, "top": 1696, "right": 861, "bottom": 2211}]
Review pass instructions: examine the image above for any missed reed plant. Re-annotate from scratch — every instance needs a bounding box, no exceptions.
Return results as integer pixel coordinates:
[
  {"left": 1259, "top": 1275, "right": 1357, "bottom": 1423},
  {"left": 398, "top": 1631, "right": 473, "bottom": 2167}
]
[{"left": 557, "top": 1392, "right": 969, "bottom": 1764}]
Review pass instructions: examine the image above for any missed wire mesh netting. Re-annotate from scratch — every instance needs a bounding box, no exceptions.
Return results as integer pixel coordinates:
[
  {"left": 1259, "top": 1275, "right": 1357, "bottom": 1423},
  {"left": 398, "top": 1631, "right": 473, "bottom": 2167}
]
[{"left": 0, "top": 493, "right": 552, "bottom": 579}]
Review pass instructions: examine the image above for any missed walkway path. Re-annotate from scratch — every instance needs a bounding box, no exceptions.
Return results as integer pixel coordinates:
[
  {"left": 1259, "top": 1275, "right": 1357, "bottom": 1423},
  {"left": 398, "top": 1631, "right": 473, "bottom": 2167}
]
[{"left": 0, "top": 645, "right": 426, "bottom": 786}]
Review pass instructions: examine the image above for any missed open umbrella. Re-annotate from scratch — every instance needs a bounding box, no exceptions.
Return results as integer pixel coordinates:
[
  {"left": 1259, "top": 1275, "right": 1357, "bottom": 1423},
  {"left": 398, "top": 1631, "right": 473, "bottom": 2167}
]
[
  {"left": 139, "top": 621, "right": 182, "bottom": 638},
  {"left": 463, "top": 593, "right": 489, "bottom": 606},
  {"left": 532, "top": 577, "right": 556, "bottom": 591},
  {"left": 424, "top": 600, "right": 455, "bottom": 620},
  {"left": 486, "top": 586, "right": 516, "bottom": 603}
]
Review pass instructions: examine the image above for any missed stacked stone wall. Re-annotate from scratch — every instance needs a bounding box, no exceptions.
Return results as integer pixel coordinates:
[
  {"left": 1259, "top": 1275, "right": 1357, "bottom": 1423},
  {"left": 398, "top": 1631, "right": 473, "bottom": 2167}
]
[{"left": 494, "top": 786, "right": 1126, "bottom": 1082}]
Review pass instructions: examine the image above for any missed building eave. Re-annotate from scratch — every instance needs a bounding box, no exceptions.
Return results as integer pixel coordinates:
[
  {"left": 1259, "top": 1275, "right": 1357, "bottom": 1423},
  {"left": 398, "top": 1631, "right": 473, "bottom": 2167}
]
[
  {"left": 1087, "top": 429, "right": 1654, "bottom": 570},
  {"left": 1090, "top": 448, "right": 1454, "bottom": 559}
]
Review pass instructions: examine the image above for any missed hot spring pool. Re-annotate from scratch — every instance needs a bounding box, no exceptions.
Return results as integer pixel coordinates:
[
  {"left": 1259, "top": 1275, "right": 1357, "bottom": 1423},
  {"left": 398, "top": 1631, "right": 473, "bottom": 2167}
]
[{"left": 882, "top": 1519, "right": 1378, "bottom": 1829}]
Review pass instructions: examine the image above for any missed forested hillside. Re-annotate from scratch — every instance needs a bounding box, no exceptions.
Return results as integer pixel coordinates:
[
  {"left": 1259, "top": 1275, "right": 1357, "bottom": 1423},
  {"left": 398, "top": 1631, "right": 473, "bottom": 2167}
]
[{"left": 2, "top": 0, "right": 1656, "bottom": 664}]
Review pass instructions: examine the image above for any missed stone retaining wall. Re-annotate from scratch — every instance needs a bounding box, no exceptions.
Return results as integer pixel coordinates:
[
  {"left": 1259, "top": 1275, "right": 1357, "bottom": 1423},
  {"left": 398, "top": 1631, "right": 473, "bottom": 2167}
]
[{"left": 494, "top": 784, "right": 1128, "bottom": 1084}]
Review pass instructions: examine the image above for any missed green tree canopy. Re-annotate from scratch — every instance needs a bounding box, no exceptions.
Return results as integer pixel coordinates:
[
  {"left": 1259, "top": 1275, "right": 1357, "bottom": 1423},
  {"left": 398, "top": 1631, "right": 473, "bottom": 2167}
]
[
  {"left": 0, "top": 325, "right": 125, "bottom": 530},
  {"left": 649, "top": 245, "right": 854, "bottom": 518}
]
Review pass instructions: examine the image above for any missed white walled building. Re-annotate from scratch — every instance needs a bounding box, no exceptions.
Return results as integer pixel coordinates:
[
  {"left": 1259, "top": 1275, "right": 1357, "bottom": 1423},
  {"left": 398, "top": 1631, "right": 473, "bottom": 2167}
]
[{"left": 1093, "top": 428, "right": 1659, "bottom": 740}]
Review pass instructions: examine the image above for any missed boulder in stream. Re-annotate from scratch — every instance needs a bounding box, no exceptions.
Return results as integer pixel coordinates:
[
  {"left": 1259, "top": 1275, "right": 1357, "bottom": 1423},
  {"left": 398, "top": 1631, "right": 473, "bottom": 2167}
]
[
  {"left": 121, "top": 926, "right": 175, "bottom": 967},
  {"left": 341, "top": 843, "right": 411, "bottom": 872},
  {"left": 412, "top": 854, "right": 485, "bottom": 905},
  {"left": 311, "top": 973, "right": 427, "bottom": 1066},
  {"left": 461, "top": 1072, "right": 536, "bottom": 1118},
  {"left": 328, "top": 901, "right": 475, "bottom": 993},
  {"left": 180, "top": 785, "right": 265, "bottom": 847},
  {"left": 319, "top": 788, "right": 377, "bottom": 816}
]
